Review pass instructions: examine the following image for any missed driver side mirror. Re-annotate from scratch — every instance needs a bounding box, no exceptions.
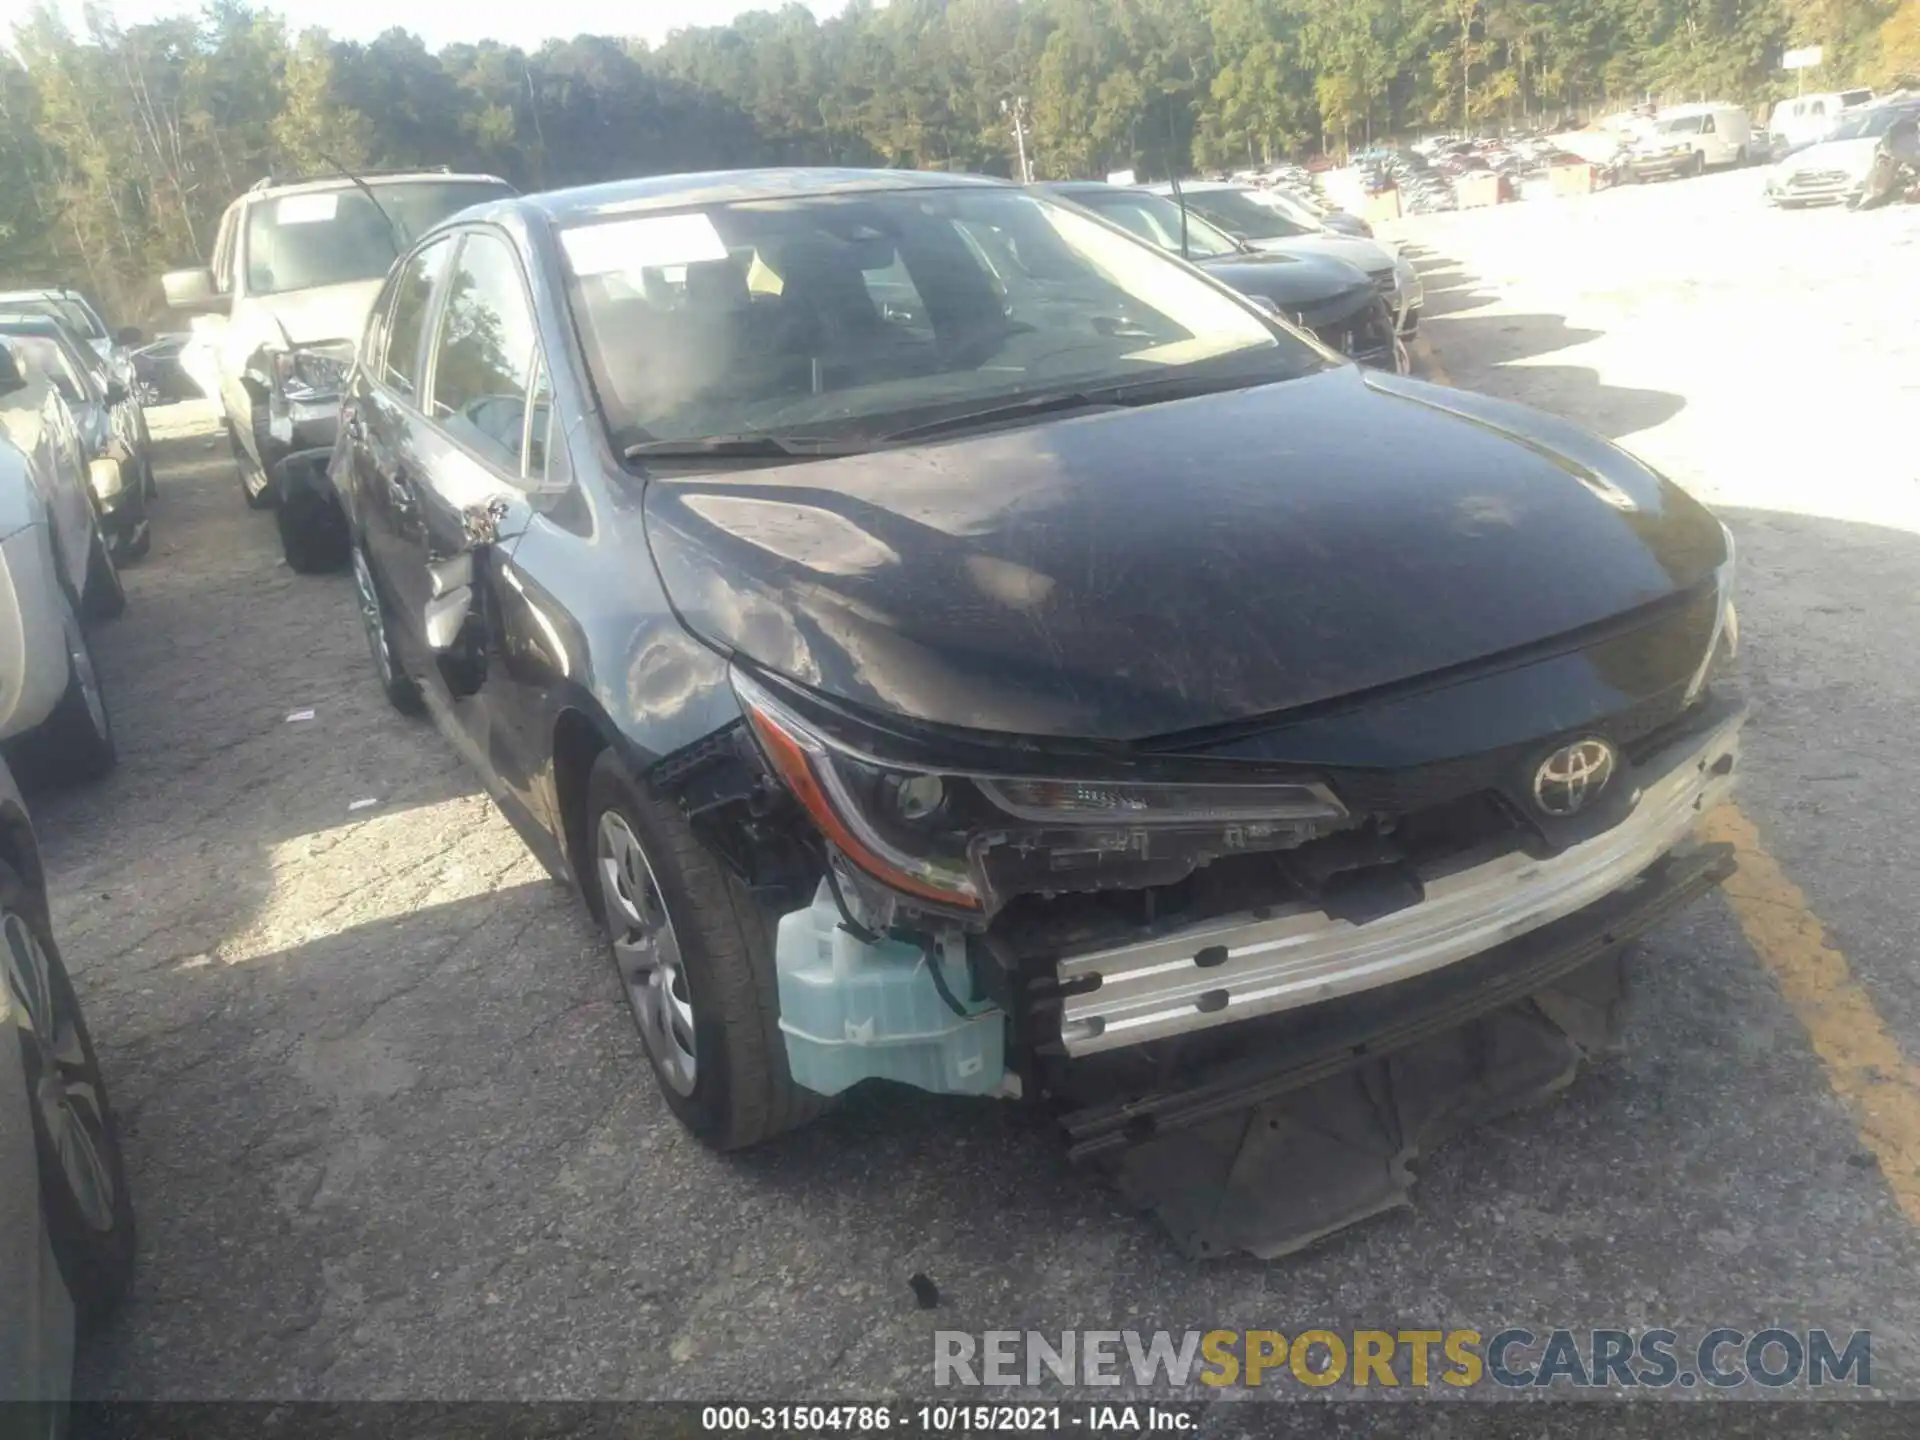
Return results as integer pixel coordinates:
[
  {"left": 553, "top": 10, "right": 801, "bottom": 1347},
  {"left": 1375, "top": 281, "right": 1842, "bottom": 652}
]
[
  {"left": 0, "top": 342, "right": 24, "bottom": 398},
  {"left": 161, "top": 267, "right": 223, "bottom": 314}
]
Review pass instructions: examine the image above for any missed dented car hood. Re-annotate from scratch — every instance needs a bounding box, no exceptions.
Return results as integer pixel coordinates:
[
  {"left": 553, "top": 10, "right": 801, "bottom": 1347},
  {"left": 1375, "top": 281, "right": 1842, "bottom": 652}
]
[{"left": 641, "top": 366, "right": 1727, "bottom": 742}]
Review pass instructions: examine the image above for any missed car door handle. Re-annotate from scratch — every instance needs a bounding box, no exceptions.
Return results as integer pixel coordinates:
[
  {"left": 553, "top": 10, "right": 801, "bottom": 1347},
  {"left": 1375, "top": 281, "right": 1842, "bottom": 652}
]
[{"left": 344, "top": 409, "right": 366, "bottom": 442}]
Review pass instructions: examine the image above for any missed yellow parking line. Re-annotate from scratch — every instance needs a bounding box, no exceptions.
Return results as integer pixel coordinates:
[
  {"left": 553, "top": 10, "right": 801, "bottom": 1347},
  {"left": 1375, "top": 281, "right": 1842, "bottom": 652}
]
[
  {"left": 1420, "top": 329, "right": 1920, "bottom": 1224},
  {"left": 1701, "top": 806, "right": 1920, "bottom": 1224}
]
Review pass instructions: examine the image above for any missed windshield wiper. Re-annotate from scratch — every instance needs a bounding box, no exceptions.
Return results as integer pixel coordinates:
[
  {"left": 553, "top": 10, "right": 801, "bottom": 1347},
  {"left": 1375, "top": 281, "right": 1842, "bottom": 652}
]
[
  {"left": 880, "top": 390, "right": 1123, "bottom": 444},
  {"left": 881, "top": 366, "right": 1312, "bottom": 446},
  {"left": 321, "top": 151, "right": 407, "bottom": 253},
  {"left": 623, "top": 433, "right": 871, "bottom": 462}
]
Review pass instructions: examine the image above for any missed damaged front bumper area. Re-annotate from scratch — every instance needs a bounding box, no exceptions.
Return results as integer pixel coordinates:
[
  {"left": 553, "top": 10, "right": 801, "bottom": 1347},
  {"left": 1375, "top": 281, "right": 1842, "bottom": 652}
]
[
  {"left": 1063, "top": 836, "right": 1736, "bottom": 1257},
  {"left": 1053, "top": 708, "right": 1742, "bottom": 1056},
  {"left": 706, "top": 653, "right": 1745, "bottom": 1111}
]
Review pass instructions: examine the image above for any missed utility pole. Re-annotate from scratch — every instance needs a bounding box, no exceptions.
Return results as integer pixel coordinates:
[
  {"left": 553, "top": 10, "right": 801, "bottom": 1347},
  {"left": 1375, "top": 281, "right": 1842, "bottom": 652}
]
[{"left": 1002, "top": 96, "right": 1033, "bottom": 183}]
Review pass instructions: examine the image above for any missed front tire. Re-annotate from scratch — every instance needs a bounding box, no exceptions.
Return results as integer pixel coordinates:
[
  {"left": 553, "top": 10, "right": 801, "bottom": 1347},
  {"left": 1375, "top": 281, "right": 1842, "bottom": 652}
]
[
  {"left": 19, "top": 592, "right": 117, "bottom": 787},
  {"left": 585, "top": 750, "right": 822, "bottom": 1150},
  {"left": 80, "top": 527, "right": 126, "bottom": 622},
  {"left": 277, "top": 487, "right": 350, "bottom": 574},
  {"left": 2, "top": 859, "right": 136, "bottom": 1331},
  {"left": 111, "top": 507, "right": 151, "bottom": 564},
  {"left": 351, "top": 542, "right": 422, "bottom": 715}
]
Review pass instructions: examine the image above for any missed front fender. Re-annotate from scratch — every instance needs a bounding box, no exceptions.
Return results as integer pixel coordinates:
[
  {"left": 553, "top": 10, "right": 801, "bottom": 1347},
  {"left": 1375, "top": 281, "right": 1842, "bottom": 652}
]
[{"left": 0, "top": 525, "right": 72, "bottom": 741}]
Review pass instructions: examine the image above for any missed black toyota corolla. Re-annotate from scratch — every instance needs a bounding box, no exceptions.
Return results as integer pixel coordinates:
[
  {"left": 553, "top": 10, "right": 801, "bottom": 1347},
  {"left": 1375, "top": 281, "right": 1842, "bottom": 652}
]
[{"left": 332, "top": 169, "right": 1743, "bottom": 1163}]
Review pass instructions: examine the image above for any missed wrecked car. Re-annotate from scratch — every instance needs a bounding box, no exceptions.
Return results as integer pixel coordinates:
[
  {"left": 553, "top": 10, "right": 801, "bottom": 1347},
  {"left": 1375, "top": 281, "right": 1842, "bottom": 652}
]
[
  {"left": 159, "top": 167, "right": 516, "bottom": 572},
  {"left": 332, "top": 171, "right": 1745, "bottom": 1221}
]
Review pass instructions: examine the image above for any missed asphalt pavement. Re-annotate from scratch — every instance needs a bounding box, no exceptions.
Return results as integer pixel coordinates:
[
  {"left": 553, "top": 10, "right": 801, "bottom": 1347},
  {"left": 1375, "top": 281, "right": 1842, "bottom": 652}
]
[{"left": 36, "top": 170, "right": 1920, "bottom": 1405}]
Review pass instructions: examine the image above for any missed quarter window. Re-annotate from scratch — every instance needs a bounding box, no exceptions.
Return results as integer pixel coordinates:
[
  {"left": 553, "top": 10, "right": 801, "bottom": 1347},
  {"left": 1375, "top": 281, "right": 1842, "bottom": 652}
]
[
  {"left": 428, "top": 231, "right": 541, "bottom": 475},
  {"left": 383, "top": 237, "right": 454, "bottom": 400}
]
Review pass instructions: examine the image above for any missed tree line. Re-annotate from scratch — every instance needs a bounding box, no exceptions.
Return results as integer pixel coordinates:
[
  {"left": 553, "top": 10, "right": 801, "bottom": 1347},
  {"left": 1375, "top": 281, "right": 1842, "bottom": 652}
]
[{"left": 3, "top": 0, "right": 1915, "bottom": 322}]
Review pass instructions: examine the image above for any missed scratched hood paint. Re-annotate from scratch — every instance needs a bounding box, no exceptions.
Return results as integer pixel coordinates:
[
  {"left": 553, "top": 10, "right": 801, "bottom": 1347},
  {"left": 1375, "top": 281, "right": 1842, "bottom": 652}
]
[{"left": 641, "top": 366, "right": 1726, "bottom": 742}]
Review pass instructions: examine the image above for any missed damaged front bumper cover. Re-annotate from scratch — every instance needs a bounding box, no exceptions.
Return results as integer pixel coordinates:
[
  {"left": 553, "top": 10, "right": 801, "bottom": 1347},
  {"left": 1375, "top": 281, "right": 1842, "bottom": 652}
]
[
  {"left": 1060, "top": 834, "right": 1736, "bottom": 1166},
  {"left": 1055, "top": 708, "right": 1744, "bottom": 1056}
]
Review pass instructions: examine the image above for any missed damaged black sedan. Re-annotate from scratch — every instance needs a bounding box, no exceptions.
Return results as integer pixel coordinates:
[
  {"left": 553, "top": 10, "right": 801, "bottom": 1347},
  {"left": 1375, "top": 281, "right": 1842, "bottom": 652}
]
[{"left": 333, "top": 171, "right": 1743, "bottom": 1195}]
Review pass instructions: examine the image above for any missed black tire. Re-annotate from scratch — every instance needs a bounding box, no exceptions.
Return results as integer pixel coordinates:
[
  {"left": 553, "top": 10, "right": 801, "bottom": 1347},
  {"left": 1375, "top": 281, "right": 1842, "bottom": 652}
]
[
  {"left": 1, "top": 858, "right": 136, "bottom": 1331},
  {"left": 20, "top": 593, "right": 117, "bottom": 787},
  {"left": 111, "top": 510, "right": 151, "bottom": 564},
  {"left": 140, "top": 451, "right": 158, "bottom": 504},
  {"left": 351, "top": 541, "right": 423, "bottom": 716},
  {"left": 1689, "top": 151, "right": 1706, "bottom": 178},
  {"left": 80, "top": 527, "right": 126, "bottom": 623},
  {"left": 277, "top": 487, "right": 350, "bottom": 574},
  {"left": 585, "top": 749, "right": 823, "bottom": 1150}
]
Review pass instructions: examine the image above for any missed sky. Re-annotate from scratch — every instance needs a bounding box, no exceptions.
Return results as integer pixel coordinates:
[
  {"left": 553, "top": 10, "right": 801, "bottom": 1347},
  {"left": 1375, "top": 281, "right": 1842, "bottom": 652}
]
[{"left": 2, "top": 0, "right": 855, "bottom": 51}]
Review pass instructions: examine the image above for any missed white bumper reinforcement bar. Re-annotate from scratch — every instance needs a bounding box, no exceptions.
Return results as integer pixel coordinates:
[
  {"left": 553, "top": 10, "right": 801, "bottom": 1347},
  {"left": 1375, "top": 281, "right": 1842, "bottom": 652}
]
[{"left": 1055, "top": 711, "right": 1744, "bottom": 1056}]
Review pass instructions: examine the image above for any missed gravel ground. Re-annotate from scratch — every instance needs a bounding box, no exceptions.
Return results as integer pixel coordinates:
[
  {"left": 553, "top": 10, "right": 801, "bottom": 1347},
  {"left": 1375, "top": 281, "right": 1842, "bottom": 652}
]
[{"left": 35, "top": 172, "right": 1920, "bottom": 1404}]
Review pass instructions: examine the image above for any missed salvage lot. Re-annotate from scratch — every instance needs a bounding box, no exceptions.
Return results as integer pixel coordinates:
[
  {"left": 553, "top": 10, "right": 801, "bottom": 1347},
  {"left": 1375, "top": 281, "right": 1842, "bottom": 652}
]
[{"left": 39, "top": 168, "right": 1920, "bottom": 1400}]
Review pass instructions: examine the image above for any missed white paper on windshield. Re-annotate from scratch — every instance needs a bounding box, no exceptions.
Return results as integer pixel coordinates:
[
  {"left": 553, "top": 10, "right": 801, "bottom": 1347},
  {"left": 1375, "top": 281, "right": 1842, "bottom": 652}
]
[
  {"left": 275, "top": 193, "right": 341, "bottom": 224},
  {"left": 560, "top": 213, "right": 728, "bottom": 276}
]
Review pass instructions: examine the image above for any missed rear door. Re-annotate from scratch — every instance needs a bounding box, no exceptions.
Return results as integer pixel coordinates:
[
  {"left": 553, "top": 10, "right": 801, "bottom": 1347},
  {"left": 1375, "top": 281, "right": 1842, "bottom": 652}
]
[{"left": 352, "top": 233, "right": 457, "bottom": 634}]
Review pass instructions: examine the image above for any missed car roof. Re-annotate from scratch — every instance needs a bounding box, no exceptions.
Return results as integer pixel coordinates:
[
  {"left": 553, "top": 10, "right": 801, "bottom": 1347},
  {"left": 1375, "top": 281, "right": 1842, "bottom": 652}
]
[
  {"left": 1659, "top": 102, "right": 1744, "bottom": 117},
  {"left": 515, "top": 168, "right": 1008, "bottom": 226},
  {"left": 245, "top": 171, "right": 510, "bottom": 202},
  {"left": 0, "top": 314, "right": 70, "bottom": 337},
  {"left": 1037, "top": 181, "right": 1143, "bottom": 199},
  {"left": 0, "top": 314, "right": 92, "bottom": 359}
]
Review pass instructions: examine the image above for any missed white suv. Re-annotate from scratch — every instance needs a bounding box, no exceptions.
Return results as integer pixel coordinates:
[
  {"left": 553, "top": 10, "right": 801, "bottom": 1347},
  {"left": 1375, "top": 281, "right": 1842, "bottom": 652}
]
[{"left": 161, "top": 169, "right": 514, "bottom": 567}]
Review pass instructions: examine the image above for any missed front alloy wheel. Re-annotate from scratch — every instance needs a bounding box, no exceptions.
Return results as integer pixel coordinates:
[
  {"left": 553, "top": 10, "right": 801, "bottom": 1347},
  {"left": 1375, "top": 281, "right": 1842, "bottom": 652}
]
[
  {"left": 596, "top": 811, "right": 697, "bottom": 1095},
  {"left": 352, "top": 545, "right": 422, "bottom": 716},
  {"left": 5, "top": 911, "right": 116, "bottom": 1233},
  {"left": 1, "top": 859, "right": 135, "bottom": 1329}
]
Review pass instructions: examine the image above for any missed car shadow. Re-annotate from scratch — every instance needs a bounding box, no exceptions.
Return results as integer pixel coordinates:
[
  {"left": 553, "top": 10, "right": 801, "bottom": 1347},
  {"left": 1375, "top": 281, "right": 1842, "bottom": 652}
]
[
  {"left": 66, "top": 878, "right": 1114, "bottom": 1401},
  {"left": 1409, "top": 246, "right": 1688, "bottom": 443},
  {"left": 29, "top": 422, "right": 486, "bottom": 986}
]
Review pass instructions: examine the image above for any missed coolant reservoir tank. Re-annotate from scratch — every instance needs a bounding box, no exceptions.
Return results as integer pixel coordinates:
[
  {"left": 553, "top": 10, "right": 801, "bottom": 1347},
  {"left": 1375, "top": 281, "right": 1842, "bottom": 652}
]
[{"left": 774, "top": 881, "right": 1006, "bottom": 1098}]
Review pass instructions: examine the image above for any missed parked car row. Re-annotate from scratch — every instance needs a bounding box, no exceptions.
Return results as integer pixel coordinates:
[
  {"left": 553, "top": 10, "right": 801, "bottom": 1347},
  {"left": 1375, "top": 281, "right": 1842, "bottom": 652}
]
[
  {"left": 1139, "top": 181, "right": 1424, "bottom": 334},
  {"left": 174, "top": 165, "right": 1744, "bottom": 1179},
  {"left": 0, "top": 287, "right": 153, "bottom": 791},
  {"left": 1764, "top": 91, "right": 1920, "bottom": 209},
  {"left": 0, "top": 300, "right": 139, "bottom": 1414},
  {"left": 1036, "top": 183, "right": 1407, "bottom": 372}
]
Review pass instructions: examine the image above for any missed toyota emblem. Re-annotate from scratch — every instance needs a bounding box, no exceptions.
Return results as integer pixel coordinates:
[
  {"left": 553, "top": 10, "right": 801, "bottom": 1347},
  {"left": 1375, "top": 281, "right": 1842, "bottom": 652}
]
[{"left": 1532, "top": 738, "right": 1617, "bottom": 817}]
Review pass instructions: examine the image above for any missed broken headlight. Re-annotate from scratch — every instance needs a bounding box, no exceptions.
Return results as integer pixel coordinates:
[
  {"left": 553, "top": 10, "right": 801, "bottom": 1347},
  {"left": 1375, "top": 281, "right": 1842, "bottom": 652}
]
[
  {"left": 1684, "top": 519, "right": 1739, "bottom": 706},
  {"left": 271, "top": 341, "right": 354, "bottom": 404},
  {"left": 732, "top": 669, "right": 1349, "bottom": 915}
]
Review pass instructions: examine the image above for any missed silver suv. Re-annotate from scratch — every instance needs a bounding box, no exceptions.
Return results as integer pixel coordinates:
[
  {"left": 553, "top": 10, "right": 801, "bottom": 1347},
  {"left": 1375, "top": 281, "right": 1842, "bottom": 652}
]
[{"left": 160, "top": 168, "right": 514, "bottom": 569}]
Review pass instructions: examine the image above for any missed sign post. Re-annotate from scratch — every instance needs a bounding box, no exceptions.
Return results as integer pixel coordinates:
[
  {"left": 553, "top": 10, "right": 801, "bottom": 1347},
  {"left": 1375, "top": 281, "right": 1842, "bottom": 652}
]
[{"left": 1782, "top": 45, "right": 1824, "bottom": 97}]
